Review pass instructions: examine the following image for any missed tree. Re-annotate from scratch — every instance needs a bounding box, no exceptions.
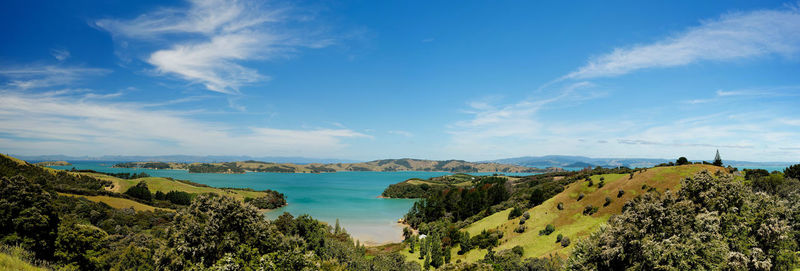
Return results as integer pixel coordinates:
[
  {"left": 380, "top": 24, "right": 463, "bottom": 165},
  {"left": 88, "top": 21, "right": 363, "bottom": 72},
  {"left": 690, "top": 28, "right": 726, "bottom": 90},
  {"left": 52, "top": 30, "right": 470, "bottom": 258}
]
[
  {"left": 55, "top": 219, "right": 108, "bottom": 270},
  {"left": 713, "top": 149, "right": 723, "bottom": 166},
  {"left": 0, "top": 175, "right": 59, "bottom": 259},
  {"left": 124, "top": 182, "right": 152, "bottom": 202},
  {"left": 676, "top": 157, "right": 689, "bottom": 165},
  {"left": 785, "top": 164, "right": 800, "bottom": 180},
  {"left": 164, "top": 194, "right": 279, "bottom": 269}
]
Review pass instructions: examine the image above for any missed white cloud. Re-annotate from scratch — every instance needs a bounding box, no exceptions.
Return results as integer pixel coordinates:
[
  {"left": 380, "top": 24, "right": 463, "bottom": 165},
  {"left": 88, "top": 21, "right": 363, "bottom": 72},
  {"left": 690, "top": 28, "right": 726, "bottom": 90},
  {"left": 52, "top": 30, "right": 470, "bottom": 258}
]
[
  {"left": 0, "top": 90, "right": 369, "bottom": 157},
  {"left": 50, "top": 49, "right": 71, "bottom": 61},
  {"left": 565, "top": 7, "right": 800, "bottom": 79},
  {"left": 95, "top": 0, "right": 331, "bottom": 94},
  {"left": 0, "top": 65, "right": 110, "bottom": 89}
]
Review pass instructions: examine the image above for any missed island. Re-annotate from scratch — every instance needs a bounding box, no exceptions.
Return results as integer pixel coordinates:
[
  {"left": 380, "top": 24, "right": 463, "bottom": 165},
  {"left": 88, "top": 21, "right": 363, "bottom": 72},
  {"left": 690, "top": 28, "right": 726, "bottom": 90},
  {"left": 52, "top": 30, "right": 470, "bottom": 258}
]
[
  {"left": 34, "top": 160, "right": 72, "bottom": 166},
  {"left": 113, "top": 158, "right": 565, "bottom": 174}
]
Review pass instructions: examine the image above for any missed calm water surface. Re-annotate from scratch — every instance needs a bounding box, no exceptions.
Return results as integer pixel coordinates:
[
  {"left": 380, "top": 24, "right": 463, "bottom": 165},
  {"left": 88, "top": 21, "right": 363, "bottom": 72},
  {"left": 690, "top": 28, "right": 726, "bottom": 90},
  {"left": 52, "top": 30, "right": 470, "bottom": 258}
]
[{"left": 51, "top": 162, "right": 532, "bottom": 243}]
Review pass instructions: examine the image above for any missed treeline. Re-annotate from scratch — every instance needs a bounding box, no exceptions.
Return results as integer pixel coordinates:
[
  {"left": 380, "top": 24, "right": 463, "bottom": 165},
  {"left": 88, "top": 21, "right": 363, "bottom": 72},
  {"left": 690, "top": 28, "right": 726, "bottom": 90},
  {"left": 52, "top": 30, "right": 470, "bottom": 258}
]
[
  {"left": 404, "top": 176, "right": 510, "bottom": 228},
  {"left": 114, "top": 161, "right": 171, "bottom": 169},
  {"left": 0, "top": 155, "right": 422, "bottom": 270},
  {"left": 187, "top": 162, "right": 245, "bottom": 173},
  {"left": 69, "top": 168, "right": 150, "bottom": 179},
  {"left": 244, "top": 190, "right": 287, "bottom": 209}
]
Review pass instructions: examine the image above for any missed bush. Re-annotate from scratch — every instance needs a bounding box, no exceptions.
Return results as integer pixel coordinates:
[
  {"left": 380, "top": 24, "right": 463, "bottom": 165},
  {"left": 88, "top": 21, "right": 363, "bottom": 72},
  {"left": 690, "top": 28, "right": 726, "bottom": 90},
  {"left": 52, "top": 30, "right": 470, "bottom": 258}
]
[
  {"left": 124, "top": 182, "right": 151, "bottom": 201},
  {"left": 560, "top": 236, "right": 570, "bottom": 247},
  {"left": 508, "top": 206, "right": 524, "bottom": 220},
  {"left": 557, "top": 202, "right": 564, "bottom": 210},
  {"left": 582, "top": 205, "right": 598, "bottom": 215},
  {"left": 522, "top": 212, "right": 530, "bottom": 220},
  {"left": 604, "top": 197, "right": 612, "bottom": 207},
  {"left": 511, "top": 246, "right": 524, "bottom": 257},
  {"left": 577, "top": 193, "right": 584, "bottom": 201},
  {"left": 519, "top": 216, "right": 527, "bottom": 225},
  {"left": 785, "top": 164, "right": 800, "bottom": 180},
  {"left": 641, "top": 184, "right": 648, "bottom": 190},
  {"left": 617, "top": 189, "right": 625, "bottom": 198},
  {"left": 515, "top": 225, "right": 526, "bottom": 233},
  {"left": 556, "top": 233, "right": 563, "bottom": 243},
  {"left": 676, "top": 157, "right": 689, "bottom": 165},
  {"left": 539, "top": 224, "right": 555, "bottom": 236},
  {"left": 598, "top": 180, "right": 605, "bottom": 188},
  {"left": 587, "top": 179, "right": 594, "bottom": 187}
]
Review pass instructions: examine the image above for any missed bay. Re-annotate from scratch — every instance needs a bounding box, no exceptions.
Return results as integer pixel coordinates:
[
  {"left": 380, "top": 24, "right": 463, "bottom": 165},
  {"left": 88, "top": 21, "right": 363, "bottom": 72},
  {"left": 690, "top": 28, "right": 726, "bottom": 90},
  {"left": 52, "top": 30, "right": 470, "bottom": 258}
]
[{"left": 50, "top": 162, "right": 530, "bottom": 244}]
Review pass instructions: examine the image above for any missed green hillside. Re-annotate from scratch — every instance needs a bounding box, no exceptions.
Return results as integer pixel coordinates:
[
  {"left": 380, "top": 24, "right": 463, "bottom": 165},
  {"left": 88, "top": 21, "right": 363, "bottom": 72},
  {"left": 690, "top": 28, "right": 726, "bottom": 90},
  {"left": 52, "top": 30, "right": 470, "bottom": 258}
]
[
  {"left": 398, "top": 164, "right": 728, "bottom": 265},
  {"left": 459, "top": 164, "right": 724, "bottom": 261}
]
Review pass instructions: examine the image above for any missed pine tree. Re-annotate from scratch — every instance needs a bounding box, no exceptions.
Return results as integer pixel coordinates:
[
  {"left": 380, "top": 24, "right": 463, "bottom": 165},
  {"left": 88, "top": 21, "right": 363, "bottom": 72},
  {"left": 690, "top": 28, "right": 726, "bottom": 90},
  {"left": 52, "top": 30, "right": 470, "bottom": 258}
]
[
  {"left": 713, "top": 149, "right": 723, "bottom": 166},
  {"left": 334, "top": 218, "right": 341, "bottom": 234}
]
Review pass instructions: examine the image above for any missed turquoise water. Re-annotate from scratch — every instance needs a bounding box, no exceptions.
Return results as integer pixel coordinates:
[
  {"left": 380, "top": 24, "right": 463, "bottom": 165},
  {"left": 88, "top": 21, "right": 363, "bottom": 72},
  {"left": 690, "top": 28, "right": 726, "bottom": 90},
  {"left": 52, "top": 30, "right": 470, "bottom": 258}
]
[{"left": 51, "top": 162, "right": 533, "bottom": 243}]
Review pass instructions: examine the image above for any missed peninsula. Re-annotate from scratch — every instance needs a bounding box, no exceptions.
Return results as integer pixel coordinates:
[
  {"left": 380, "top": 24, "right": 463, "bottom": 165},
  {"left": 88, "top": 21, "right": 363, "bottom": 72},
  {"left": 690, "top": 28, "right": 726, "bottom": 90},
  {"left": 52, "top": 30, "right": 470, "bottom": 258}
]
[{"left": 113, "top": 158, "right": 563, "bottom": 174}]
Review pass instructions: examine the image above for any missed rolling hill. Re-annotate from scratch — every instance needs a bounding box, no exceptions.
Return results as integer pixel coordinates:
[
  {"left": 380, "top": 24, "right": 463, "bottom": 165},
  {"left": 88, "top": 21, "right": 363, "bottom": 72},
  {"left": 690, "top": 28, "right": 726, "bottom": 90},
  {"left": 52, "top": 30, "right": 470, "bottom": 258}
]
[{"left": 400, "top": 164, "right": 727, "bottom": 264}]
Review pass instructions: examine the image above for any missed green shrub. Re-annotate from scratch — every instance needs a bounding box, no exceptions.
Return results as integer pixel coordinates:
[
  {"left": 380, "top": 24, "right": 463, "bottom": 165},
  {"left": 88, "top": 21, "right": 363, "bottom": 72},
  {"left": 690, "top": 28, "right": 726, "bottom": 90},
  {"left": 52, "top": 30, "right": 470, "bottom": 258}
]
[
  {"left": 539, "top": 224, "right": 555, "bottom": 236},
  {"left": 604, "top": 197, "right": 612, "bottom": 207},
  {"left": 557, "top": 202, "right": 564, "bottom": 210},
  {"left": 508, "top": 206, "right": 524, "bottom": 220},
  {"left": 560, "top": 236, "right": 570, "bottom": 247},
  {"left": 617, "top": 189, "right": 625, "bottom": 198},
  {"left": 556, "top": 233, "right": 563, "bottom": 243},
  {"left": 577, "top": 193, "right": 584, "bottom": 201}
]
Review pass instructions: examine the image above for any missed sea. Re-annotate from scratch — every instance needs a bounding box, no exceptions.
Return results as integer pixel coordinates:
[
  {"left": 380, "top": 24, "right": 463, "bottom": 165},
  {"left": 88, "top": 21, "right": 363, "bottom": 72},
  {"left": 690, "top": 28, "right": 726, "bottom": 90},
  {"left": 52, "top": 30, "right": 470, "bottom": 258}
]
[{"left": 48, "top": 162, "right": 536, "bottom": 244}]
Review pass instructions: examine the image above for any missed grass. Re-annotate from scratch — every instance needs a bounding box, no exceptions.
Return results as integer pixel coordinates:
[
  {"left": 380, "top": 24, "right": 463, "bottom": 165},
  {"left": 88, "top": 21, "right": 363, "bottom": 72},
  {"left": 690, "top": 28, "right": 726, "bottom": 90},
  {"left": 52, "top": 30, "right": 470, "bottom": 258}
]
[
  {"left": 0, "top": 246, "right": 48, "bottom": 271},
  {"left": 58, "top": 192, "right": 170, "bottom": 212},
  {"left": 451, "top": 164, "right": 725, "bottom": 262},
  {"left": 82, "top": 173, "right": 270, "bottom": 201}
]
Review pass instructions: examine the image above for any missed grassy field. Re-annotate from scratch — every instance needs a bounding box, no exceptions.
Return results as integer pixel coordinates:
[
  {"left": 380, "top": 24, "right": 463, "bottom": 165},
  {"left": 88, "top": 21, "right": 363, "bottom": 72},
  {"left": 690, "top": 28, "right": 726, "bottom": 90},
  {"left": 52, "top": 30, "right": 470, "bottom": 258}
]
[
  {"left": 58, "top": 192, "right": 169, "bottom": 212},
  {"left": 81, "top": 173, "right": 271, "bottom": 201},
  {"left": 448, "top": 164, "right": 725, "bottom": 262}
]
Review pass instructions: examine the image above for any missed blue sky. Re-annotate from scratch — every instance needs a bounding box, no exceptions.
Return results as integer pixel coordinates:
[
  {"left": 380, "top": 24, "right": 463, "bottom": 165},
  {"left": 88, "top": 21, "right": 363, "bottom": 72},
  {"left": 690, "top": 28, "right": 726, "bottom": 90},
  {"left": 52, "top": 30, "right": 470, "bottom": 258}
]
[{"left": 1, "top": 0, "right": 799, "bottom": 162}]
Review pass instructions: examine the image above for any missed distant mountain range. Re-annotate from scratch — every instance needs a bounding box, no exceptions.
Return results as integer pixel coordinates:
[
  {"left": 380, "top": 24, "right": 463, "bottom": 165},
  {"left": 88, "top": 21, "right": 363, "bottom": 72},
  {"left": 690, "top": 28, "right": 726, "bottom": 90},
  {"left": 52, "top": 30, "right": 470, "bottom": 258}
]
[
  {"left": 10, "top": 154, "right": 359, "bottom": 165},
  {"left": 12, "top": 154, "right": 795, "bottom": 170},
  {"left": 487, "top": 155, "right": 796, "bottom": 169}
]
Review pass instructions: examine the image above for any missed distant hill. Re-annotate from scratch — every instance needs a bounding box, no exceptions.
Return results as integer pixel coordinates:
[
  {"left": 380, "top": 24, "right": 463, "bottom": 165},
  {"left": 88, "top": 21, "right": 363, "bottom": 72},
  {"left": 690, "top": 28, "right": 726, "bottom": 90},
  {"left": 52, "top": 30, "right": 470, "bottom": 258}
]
[
  {"left": 12, "top": 154, "right": 358, "bottom": 164},
  {"left": 113, "top": 158, "right": 563, "bottom": 174},
  {"left": 489, "top": 155, "right": 795, "bottom": 169}
]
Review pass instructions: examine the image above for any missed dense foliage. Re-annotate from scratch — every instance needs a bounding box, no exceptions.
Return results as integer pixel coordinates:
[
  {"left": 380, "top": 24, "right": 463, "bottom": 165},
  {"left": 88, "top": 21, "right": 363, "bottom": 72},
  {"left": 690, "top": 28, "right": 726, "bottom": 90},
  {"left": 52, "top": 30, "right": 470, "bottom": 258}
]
[
  {"left": 114, "top": 162, "right": 171, "bottom": 169},
  {"left": 69, "top": 168, "right": 150, "bottom": 179},
  {"left": 404, "top": 177, "right": 510, "bottom": 228}
]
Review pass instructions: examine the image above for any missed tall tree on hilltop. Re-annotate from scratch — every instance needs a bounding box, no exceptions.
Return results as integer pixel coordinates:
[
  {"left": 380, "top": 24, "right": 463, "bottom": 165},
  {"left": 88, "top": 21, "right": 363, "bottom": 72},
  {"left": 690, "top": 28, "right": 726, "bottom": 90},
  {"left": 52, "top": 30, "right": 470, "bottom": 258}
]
[{"left": 713, "top": 149, "right": 723, "bottom": 166}]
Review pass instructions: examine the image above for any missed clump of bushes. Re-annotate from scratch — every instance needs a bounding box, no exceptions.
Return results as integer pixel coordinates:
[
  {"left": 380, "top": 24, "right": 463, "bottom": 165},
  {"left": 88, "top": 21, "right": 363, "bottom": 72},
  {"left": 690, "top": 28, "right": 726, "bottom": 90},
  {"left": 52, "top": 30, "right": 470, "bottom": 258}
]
[
  {"left": 641, "top": 184, "right": 648, "bottom": 190},
  {"left": 604, "top": 197, "right": 612, "bottom": 207},
  {"left": 560, "top": 236, "right": 571, "bottom": 247},
  {"left": 522, "top": 212, "right": 530, "bottom": 220},
  {"left": 598, "top": 179, "right": 605, "bottom": 188},
  {"left": 539, "top": 224, "right": 555, "bottom": 236},
  {"left": 583, "top": 205, "right": 598, "bottom": 215},
  {"left": 515, "top": 225, "right": 526, "bottom": 233},
  {"left": 124, "top": 182, "right": 151, "bottom": 201},
  {"left": 508, "top": 206, "right": 524, "bottom": 220},
  {"left": 617, "top": 189, "right": 625, "bottom": 198}
]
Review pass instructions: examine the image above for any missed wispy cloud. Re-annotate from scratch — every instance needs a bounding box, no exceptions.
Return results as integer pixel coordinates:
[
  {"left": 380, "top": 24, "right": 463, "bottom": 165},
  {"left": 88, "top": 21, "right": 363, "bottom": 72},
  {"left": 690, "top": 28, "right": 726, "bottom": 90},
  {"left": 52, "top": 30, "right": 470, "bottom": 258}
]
[
  {"left": 0, "top": 65, "right": 110, "bottom": 89},
  {"left": 564, "top": 7, "right": 800, "bottom": 79},
  {"left": 0, "top": 90, "right": 369, "bottom": 157},
  {"left": 95, "top": 0, "right": 332, "bottom": 94},
  {"left": 50, "top": 49, "right": 71, "bottom": 61}
]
